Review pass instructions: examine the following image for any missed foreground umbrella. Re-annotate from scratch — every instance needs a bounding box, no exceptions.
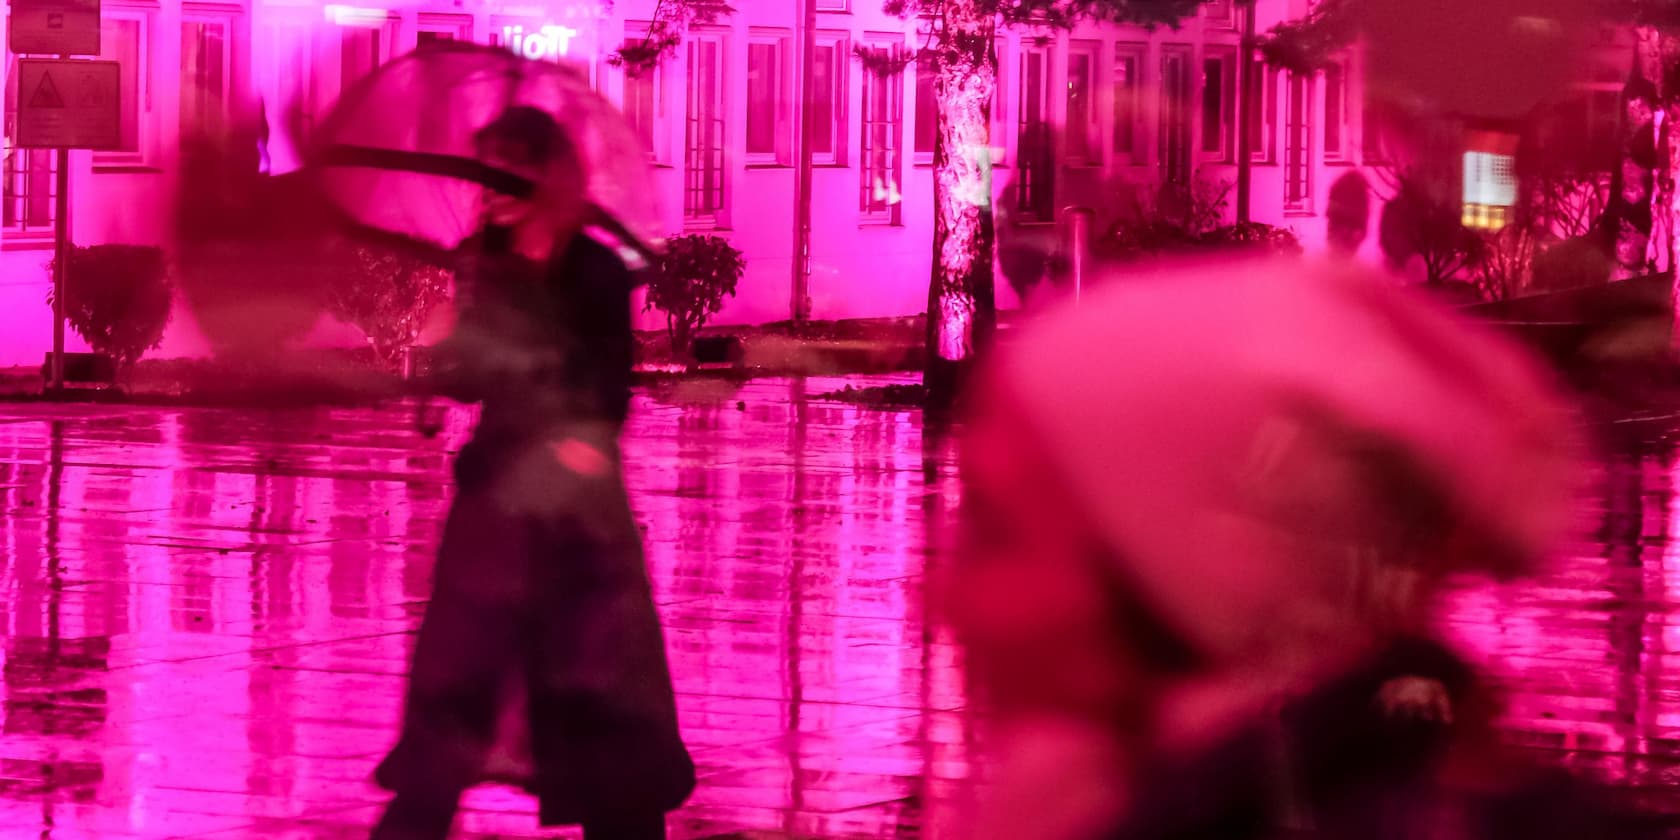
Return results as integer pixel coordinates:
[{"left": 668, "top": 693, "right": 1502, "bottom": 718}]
[{"left": 302, "top": 42, "right": 661, "bottom": 263}]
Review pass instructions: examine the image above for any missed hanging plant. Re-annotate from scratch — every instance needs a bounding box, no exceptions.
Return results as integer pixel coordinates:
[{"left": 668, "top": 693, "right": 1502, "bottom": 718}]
[{"left": 608, "top": 0, "right": 735, "bottom": 75}]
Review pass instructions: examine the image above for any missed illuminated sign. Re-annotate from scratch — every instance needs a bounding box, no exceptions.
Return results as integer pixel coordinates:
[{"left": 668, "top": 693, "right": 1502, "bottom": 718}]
[
  {"left": 323, "top": 4, "right": 389, "bottom": 25},
  {"left": 502, "top": 24, "right": 580, "bottom": 60},
  {"left": 1462, "top": 132, "right": 1518, "bottom": 230}
]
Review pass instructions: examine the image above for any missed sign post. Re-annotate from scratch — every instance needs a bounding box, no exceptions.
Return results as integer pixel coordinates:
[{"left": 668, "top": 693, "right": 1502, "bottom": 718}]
[{"left": 15, "top": 58, "right": 119, "bottom": 394}]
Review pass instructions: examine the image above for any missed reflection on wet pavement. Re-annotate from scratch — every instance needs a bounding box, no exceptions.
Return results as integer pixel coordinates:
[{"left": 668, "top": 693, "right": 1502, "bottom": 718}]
[
  {"left": 0, "top": 376, "right": 967, "bottom": 839},
  {"left": 2, "top": 376, "right": 1679, "bottom": 837}
]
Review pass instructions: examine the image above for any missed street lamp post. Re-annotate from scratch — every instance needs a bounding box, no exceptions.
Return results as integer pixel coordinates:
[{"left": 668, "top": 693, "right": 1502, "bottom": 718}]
[
  {"left": 791, "top": 0, "right": 816, "bottom": 323},
  {"left": 1236, "top": 0, "right": 1257, "bottom": 224}
]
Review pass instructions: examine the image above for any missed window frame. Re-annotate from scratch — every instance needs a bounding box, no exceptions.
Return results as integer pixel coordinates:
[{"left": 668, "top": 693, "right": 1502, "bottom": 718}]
[
  {"left": 179, "top": 5, "right": 240, "bottom": 144},
  {"left": 815, "top": 0, "right": 850, "bottom": 10},
  {"left": 1248, "top": 62, "right": 1278, "bottom": 164},
  {"left": 1159, "top": 44, "right": 1195, "bottom": 186},
  {"left": 1321, "top": 59, "right": 1349, "bottom": 163},
  {"left": 1016, "top": 41, "right": 1054, "bottom": 222},
  {"left": 989, "top": 37, "right": 1009, "bottom": 166},
  {"left": 809, "top": 31, "right": 849, "bottom": 166},
  {"left": 620, "top": 24, "right": 672, "bottom": 166},
  {"left": 1111, "top": 42, "right": 1145, "bottom": 166},
  {"left": 1064, "top": 40, "right": 1099, "bottom": 167},
  {"left": 745, "top": 29, "right": 793, "bottom": 167},
  {"left": 912, "top": 52, "right": 937, "bottom": 166},
  {"left": 320, "top": 10, "right": 400, "bottom": 118},
  {"left": 1200, "top": 45, "right": 1237, "bottom": 163},
  {"left": 93, "top": 4, "right": 158, "bottom": 170},
  {"left": 1283, "top": 70, "right": 1313, "bottom": 215},
  {"left": 857, "top": 38, "right": 906, "bottom": 226},
  {"left": 1202, "top": 0, "right": 1237, "bottom": 30},
  {"left": 683, "top": 29, "right": 729, "bottom": 229},
  {"left": 415, "top": 13, "right": 471, "bottom": 49},
  {"left": 2, "top": 52, "right": 58, "bottom": 241}
]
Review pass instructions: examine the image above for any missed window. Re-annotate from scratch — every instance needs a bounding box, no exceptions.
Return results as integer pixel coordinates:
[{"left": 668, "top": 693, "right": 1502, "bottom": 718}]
[
  {"left": 340, "top": 24, "right": 384, "bottom": 90},
  {"left": 1547, "top": 54, "right": 1627, "bottom": 172},
  {"left": 810, "top": 33, "right": 847, "bottom": 165},
  {"left": 815, "top": 0, "right": 850, "bottom": 9},
  {"left": 747, "top": 34, "right": 791, "bottom": 165},
  {"left": 914, "top": 54, "right": 937, "bottom": 162},
  {"left": 1284, "top": 71, "right": 1312, "bottom": 213},
  {"left": 1202, "top": 0, "right": 1236, "bottom": 29},
  {"left": 991, "top": 38, "right": 1009, "bottom": 164},
  {"left": 416, "top": 15, "right": 470, "bottom": 50},
  {"left": 3, "top": 53, "right": 56, "bottom": 236},
  {"left": 1065, "top": 42, "right": 1098, "bottom": 165},
  {"left": 1362, "top": 69, "right": 1388, "bottom": 164},
  {"left": 1201, "top": 49, "right": 1236, "bottom": 160},
  {"left": 95, "top": 9, "right": 153, "bottom": 167},
  {"left": 319, "top": 13, "right": 398, "bottom": 115},
  {"left": 1160, "top": 46, "right": 1193, "bottom": 185},
  {"left": 180, "top": 12, "right": 235, "bottom": 142},
  {"left": 1113, "top": 45, "right": 1142, "bottom": 163},
  {"left": 1248, "top": 63, "right": 1277, "bottom": 163},
  {"left": 684, "top": 34, "right": 727, "bottom": 225},
  {"left": 1017, "top": 45, "right": 1053, "bottom": 221},
  {"left": 622, "top": 32, "right": 669, "bottom": 163},
  {"left": 1322, "top": 61, "right": 1348, "bottom": 162},
  {"left": 1463, "top": 150, "right": 1516, "bottom": 229},
  {"left": 859, "top": 43, "right": 905, "bottom": 224}
]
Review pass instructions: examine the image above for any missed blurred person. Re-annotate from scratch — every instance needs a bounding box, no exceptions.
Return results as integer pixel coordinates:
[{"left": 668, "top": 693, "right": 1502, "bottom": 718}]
[
  {"left": 943, "top": 259, "right": 1661, "bottom": 840},
  {"left": 1325, "top": 173, "right": 1371, "bottom": 260},
  {"left": 371, "top": 106, "right": 694, "bottom": 840}
]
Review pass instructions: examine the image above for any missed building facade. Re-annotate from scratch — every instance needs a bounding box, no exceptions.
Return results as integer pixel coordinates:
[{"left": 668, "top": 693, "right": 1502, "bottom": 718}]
[{"left": 0, "top": 0, "right": 1384, "bottom": 366}]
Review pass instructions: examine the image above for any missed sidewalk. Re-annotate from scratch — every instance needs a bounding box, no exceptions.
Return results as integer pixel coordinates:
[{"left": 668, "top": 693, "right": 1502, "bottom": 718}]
[{"left": 0, "top": 317, "right": 928, "bottom": 405}]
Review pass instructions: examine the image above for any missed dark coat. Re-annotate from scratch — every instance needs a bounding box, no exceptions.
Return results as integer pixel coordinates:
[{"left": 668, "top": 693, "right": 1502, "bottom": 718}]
[
  {"left": 1107, "top": 639, "right": 1665, "bottom": 840},
  {"left": 376, "top": 232, "right": 694, "bottom": 825}
]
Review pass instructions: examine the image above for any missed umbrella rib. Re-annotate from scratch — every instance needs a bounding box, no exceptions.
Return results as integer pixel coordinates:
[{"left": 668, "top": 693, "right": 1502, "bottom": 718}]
[{"left": 313, "top": 144, "right": 536, "bottom": 198}]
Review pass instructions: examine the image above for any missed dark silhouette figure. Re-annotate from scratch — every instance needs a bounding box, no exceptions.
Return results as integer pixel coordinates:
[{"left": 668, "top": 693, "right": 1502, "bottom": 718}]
[
  {"left": 371, "top": 107, "right": 693, "bottom": 840},
  {"left": 1326, "top": 172, "right": 1372, "bottom": 258}
]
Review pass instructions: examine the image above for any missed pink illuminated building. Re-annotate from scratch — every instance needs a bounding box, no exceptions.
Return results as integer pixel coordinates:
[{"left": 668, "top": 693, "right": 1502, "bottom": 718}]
[{"left": 0, "top": 0, "right": 1447, "bottom": 365}]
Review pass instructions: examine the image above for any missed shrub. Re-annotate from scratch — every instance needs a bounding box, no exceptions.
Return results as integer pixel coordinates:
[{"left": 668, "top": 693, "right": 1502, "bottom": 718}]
[
  {"left": 326, "top": 241, "right": 453, "bottom": 369},
  {"left": 1197, "top": 222, "right": 1304, "bottom": 256},
  {"left": 47, "top": 244, "right": 173, "bottom": 370},
  {"left": 646, "top": 234, "right": 745, "bottom": 356},
  {"left": 1096, "top": 219, "right": 1201, "bottom": 262},
  {"left": 1096, "top": 171, "right": 1250, "bottom": 263}
]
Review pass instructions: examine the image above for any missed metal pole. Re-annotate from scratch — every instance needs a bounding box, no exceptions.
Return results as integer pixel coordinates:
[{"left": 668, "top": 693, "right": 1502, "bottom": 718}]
[
  {"left": 790, "top": 0, "right": 816, "bottom": 323},
  {"left": 1236, "top": 0, "right": 1256, "bottom": 224},
  {"left": 51, "top": 147, "right": 68, "bottom": 393},
  {"left": 1060, "top": 206, "right": 1092, "bottom": 304}
]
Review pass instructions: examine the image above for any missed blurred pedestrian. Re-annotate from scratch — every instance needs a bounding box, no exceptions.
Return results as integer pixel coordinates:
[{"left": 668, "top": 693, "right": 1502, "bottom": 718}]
[
  {"left": 944, "top": 259, "right": 1659, "bottom": 840},
  {"left": 371, "top": 106, "right": 694, "bottom": 840}
]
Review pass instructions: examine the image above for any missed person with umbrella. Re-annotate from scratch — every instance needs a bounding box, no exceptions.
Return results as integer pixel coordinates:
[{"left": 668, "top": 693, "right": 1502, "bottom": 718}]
[
  {"left": 942, "top": 259, "right": 1662, "bottom": 839},
  {"left": 367, "top": 104, "right": 693, "bottom": 840}
]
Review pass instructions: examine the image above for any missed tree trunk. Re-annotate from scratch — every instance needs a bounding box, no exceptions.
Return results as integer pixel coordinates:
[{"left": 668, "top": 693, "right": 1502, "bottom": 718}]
[{"left": 925, "top": 3, "right": 998, "bottom": 410}]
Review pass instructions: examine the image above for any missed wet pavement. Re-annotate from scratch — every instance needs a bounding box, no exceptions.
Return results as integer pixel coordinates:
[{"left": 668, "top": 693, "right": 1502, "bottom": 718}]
[{"left": 2, "top": 374, "right": 1680, "bottom": 838}]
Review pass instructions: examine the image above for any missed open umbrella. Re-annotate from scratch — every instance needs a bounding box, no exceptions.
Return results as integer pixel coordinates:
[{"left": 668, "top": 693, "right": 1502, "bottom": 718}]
[{"left": 302, "top": 42, "right": 662, "bottom": 263}]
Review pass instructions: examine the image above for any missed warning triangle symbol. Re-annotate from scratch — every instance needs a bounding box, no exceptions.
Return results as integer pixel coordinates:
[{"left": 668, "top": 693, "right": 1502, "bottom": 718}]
[{"left": 29, "top": 73, "right": 65, "bottom": 109}]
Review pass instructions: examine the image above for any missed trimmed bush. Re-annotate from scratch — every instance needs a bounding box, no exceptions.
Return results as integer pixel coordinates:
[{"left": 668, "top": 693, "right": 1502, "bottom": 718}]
[{"left": 48, "top": 244, "right": 173, "bottom": 370}]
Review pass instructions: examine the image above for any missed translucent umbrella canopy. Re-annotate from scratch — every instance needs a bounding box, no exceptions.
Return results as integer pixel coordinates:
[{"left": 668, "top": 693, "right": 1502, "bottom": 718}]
[{"left": 303, "top": 42, "right": 661, "bottom": 256}]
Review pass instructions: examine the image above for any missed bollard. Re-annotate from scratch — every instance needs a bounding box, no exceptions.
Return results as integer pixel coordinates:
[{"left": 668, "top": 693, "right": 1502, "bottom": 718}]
[{"left": 1060, "top": 206, "right": 1095, "bottom": 303}]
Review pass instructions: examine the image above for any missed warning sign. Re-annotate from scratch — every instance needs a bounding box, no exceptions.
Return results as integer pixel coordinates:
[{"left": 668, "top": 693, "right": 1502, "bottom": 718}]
[
  {"left": 29, "top": 74, "right": 65, "bottom": 109},
  {"left": 16, "top": 60, "right": 120, "bottom": 150},
  {"left": 9, "top": 0, "right": 101, "bottom": 56}
]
